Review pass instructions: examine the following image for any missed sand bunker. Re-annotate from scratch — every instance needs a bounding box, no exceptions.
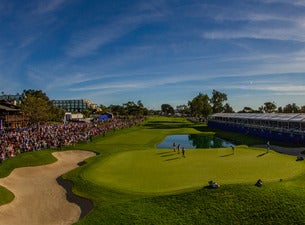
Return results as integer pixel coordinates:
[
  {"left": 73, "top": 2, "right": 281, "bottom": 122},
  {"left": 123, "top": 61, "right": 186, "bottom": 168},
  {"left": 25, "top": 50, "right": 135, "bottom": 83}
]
[{"left": 0, "top": 150, "right": 96, "bottom": 225}]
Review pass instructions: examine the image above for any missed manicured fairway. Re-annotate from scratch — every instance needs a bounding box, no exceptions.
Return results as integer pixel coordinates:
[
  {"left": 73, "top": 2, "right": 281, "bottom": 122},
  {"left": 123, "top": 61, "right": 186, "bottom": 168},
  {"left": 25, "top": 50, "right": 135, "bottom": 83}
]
[{"left": 84, "top": 146, "right": 305, "bottom": 194}]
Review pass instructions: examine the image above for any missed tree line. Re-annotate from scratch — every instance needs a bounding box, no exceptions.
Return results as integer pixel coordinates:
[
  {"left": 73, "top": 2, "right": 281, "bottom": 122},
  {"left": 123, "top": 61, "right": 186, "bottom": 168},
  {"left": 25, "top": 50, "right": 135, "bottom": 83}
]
[
  {"left": 17, "top": 90, "right": 150, "bottom": 124},
  {"left": 161, "top": 90, "right": 232, "bottom": 119},
  {"left": 161, "top": 90, "right": 305, "bottom": 119},
  {"left": 10, "top": 89, "right": 305, "bottom": 124},
  {"left": 241, "top": 102, "right": 305, "bottom": 114}
]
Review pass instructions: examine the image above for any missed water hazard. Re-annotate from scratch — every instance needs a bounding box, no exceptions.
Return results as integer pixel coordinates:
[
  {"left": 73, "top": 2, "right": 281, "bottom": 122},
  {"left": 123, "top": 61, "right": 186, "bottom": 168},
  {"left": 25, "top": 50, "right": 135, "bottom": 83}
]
[{"left": 157, "top": 134, "right": 234, "bottom": 149}]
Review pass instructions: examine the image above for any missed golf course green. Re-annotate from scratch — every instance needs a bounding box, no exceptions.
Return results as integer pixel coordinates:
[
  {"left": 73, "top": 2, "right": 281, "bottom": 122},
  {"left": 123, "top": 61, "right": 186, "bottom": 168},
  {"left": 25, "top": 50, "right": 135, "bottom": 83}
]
[
  {"left": 84, "top": 147, "right": 304, "bottom": 194},
  {"left": 2, "top": 116, "right": 305, "bottom": 224}
]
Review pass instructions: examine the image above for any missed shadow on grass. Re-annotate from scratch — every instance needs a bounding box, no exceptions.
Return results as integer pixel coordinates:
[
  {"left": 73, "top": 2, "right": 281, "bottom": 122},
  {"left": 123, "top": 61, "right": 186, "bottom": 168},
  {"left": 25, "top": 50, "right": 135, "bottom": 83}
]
[
  {"left": 165, "top": 157, "right": 179, "bottom": 161},
  {"left": 220, "top": 153, "right": 234, "bottom": 157},
  {"left": 156, "top": 151, "right": 172, "bottom": 155},
  {"left": 143, "top": 121, "right": 199, "bottom": 130},
  {"left": 194, "top": 125, "right": 216, "bottom": 132},
  {"left": 144, "top": 124, "right": 194, "bottom": 129},
  {"left": 203, "top": 185, "right": 219, "bottom": 190},
  {"left": 160, "top": 153, "right": 177, "bottom": 157},
  {"left": 77, "top": 161, "right": 86, "bottom": 166},
  {"left": 257, "top": 152, "right": 268, "bottom": 157}
]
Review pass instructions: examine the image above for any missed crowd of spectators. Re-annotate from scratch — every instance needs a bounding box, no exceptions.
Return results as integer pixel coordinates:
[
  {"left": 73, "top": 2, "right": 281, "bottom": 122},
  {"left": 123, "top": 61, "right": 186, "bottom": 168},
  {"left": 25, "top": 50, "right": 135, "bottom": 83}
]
[{"left": 0, "top": 117, "right": 144, "bottom": 162}]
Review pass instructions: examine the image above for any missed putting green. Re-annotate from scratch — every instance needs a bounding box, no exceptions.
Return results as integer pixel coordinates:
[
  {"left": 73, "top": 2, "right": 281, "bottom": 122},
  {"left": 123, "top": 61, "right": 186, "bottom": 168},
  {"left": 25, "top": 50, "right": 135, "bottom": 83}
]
[{"left": 83, "top": 146, "right": 305, "bottom": 194}]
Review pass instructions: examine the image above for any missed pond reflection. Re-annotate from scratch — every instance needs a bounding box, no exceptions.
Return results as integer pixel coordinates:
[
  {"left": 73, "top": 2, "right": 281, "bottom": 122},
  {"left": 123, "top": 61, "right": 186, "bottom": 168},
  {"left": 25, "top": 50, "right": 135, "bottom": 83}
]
[{"left": 157, "top": 134, "right": 234, "bottom": 149}]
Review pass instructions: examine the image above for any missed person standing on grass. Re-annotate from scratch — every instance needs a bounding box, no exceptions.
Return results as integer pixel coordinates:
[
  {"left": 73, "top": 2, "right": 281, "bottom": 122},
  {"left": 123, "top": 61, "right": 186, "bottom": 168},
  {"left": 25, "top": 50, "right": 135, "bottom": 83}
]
[
  {"left": 173, "top": 142, "right": 176, "bottom": 152},
  {"left": 231, "top": 145, "right": 235, "bottom": 155},
  {"left": 177, "top": 144, "right": 180, "bottom": 154},
  {"left": 182, "top": 146, "right": 185, "bottom": 157},
  {"left": 266, "top": 141, "right": 270, "bottom": 152}
]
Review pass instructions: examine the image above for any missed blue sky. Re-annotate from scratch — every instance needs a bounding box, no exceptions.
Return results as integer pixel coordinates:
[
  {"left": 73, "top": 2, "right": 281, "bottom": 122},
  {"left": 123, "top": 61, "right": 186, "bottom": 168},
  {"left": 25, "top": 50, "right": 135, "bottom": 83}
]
[{"left": 1, "top": 0, "right": 305, "bottom": 111}]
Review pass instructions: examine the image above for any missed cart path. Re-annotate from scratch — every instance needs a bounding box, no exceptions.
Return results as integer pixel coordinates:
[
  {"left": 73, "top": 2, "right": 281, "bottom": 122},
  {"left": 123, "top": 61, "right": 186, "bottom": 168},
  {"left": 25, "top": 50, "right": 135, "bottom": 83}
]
[{"left": 0, "top": 150, "right": 96, "bottom": 225}]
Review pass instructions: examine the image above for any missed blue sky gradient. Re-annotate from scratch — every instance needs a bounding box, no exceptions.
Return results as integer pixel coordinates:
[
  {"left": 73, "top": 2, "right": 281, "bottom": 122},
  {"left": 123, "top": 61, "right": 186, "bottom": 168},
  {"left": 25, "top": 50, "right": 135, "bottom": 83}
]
[{"left": 1, "top": 0, "right": 305, "bottom": 110}]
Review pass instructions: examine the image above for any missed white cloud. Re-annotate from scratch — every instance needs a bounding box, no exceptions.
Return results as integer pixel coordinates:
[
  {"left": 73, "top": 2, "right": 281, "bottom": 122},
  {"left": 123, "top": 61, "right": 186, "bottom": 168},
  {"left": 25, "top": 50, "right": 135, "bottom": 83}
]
[
  {"left": 202, "top": 26, "right": 305, "bottom": 42},
  {"left": 62, "top": 72, "right": 206, "bottom": 94},
  {"left": 247, "top": 85, "right": 305, "bottom": 92},
  {"left": 260, "top": 0, "right": 305, "bottom": 7},
  {"left": 69, "top": 83, "right": 138, "bottom": 92},
  {"left": 201, "top": 1, "right": 305, "bottom": 42},
  {"left": 66, "top": 22, "right": 137, "bottom": 58},
  {"left": 65, "top": 2, "right": 167, "bottom": 58},
  {"left": 33, "top": 0, "right": 68, "bottom": 14}
]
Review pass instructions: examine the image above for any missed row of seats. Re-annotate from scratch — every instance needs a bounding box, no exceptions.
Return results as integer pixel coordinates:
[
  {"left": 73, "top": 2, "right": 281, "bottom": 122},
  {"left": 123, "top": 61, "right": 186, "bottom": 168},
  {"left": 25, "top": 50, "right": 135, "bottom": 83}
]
[{"left": 208, "top": 120, "right": 305, "bottom": 145}]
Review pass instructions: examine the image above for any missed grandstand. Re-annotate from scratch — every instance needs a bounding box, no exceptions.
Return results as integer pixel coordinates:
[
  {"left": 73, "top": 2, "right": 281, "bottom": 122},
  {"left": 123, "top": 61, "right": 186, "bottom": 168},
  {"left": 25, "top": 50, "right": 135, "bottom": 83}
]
[{"left": 208, "top": 113, "right": 305, "bottom": 145}]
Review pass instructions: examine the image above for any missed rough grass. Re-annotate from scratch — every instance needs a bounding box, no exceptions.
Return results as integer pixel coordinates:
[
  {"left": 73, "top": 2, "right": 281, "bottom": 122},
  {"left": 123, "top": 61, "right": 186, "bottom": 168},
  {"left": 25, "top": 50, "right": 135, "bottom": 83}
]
[
  {"left": 0, "top": 150, "right": 57, "bottom": 178},
  {"left": 0, "top": 186, "right": 14, "bottom": 205}
]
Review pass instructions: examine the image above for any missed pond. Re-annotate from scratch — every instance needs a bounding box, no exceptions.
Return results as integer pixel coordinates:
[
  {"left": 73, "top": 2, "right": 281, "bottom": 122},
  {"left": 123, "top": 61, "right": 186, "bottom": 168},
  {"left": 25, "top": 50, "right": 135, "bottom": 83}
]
[{"left": 156, "top": 134, "right": 234, "bottom": 149}]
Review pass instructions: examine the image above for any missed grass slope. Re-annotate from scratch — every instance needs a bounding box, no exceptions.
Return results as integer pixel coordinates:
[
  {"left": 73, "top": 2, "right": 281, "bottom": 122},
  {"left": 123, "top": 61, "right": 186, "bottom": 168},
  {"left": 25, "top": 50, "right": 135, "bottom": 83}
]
[
  {"left": 0, "top": 150, "right": 56, "bottom": 205},
  {"left": 1, "top": 117, "right": 305, "bottom": 224},
  {"left": 0, "top": 150, "right": 57, "bottom": 178},
  {"left": 0, "top": 186, "right": 14, "bottom": 205},
  {"left": 84, "top": 147, "right": 304, "bottom": 194},
  {"left": 0, "top": 150, "right": 57, "bottom": 205},
  {"left": 64, "top": 117, "right": 305, "bottom": 225}
]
